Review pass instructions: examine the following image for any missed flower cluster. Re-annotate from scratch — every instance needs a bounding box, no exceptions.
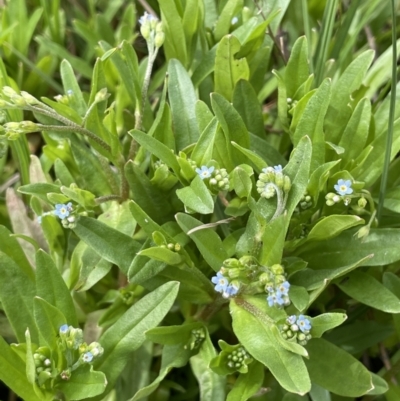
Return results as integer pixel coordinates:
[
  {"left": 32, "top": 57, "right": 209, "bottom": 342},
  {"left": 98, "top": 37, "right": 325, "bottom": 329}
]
[
  {"left": 295, "top": 191, "right": 313, "bottom": 213},
  {"left": 211, "top": 271, "right": 240, "bottom": 298},
  {"left": 280, "top": 315, "right": 312, "bottom": 346},
  {"left": 326, "top": 179, "right": 353, "bottom": 206},
  {"left": 187, "top": 328, "right": 206, "bottom": 350},
  {"left": 256, "top": 165, "right": 291, "bottom": 199},
  {"left": 54, "top": 202, "right": 77, "bottom": 229},
  {"left": 58, "top": 324, "right": 104, "bottom": 380},
  {"left": 259, "top": 264, "right": 291, "bottom": 308},
  {"left": 195, "top": 165, "right": 230, "bottom": 192},
  {"left": 33, "top": 346, "right": 57, "bottom": 387},
  {"left": 210, "top": 341, "right": 253, "bottom": 375},
  {"left": 210, "top": 257, "right": 291, "bottom": 308},
  {"left": 139, "top": 12, "right": 165, "bottom": 48}
]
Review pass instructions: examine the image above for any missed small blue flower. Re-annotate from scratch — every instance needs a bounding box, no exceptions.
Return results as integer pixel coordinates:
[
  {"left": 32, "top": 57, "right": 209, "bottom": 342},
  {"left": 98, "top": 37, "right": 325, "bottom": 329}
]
[
  {"left": 231, "top": 16, "right": 239, "bottom": 24},
  {"left": 196, "top": 165, "right": 215, "bottom": 179},
  {"left": 274, "top": 165, "right": 283, "bottom": 172},
  {"left": 139, "top": 12, "right": 158, "bottom": 25},
  {"left": 297, "top": 315, "right": 311, "bottom": 333},
  {"left": 82, "top": 352, "right": 93, "bottom": 363},
  {"left": 287, "top": 315, "right": 297, "bottom": 325},
  {"left": 211, "top": 272, "right": 229, "bottom": 293},
  {"left": 334, "top": 179, "right": 353, "bottom": 196},
  {"left": 67, "top": 89, "right": 73, "bottom": 96},
  {"left": 223, "top": 283, "right": 239, "bottom": 298},
  {"left": 267, "top": 291, "right": 284, "bottom": 307},
  {"left": 54, "top": 202, "right": 73, "bottom": 219},
  {"left": 59, "top": 324, "right": 69, "bottom": 334},
  {"left": 277, "top": 281, "right": 290, "bottom": 296}
]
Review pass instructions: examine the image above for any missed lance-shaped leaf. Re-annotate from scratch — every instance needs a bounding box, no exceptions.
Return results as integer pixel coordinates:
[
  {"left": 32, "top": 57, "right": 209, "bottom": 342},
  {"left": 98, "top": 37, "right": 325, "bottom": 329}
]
[
  {"left": 93, "top": 282, "right": 180, "bottom": 396},
  {"left": 231, "top": 299, "right": 311, "bottom": 395},
  {"left": 73, "top": 216, "right": 141, "bottom": 274}
]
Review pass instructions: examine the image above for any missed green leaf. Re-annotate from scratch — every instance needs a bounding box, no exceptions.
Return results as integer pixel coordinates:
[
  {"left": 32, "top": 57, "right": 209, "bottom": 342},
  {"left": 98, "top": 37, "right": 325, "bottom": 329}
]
[
  {"left": 94, "top": 282, "right": 179, "bottom": 395},
  {"left": 232, "top": 165, "right": 253, "bottom": 199},
  {"left": 33, "top": 297, "right": 66, "bottom": 349},
  {"left": 176, "top": 175, "right": 214, "bottom": 214},
  {"left": 125, "top": 161, "right": 172, "bottom": 223},
  {"left": 130, "top": 344, "right": 192, "bottom": 401},
  {"left": 190, "top": 329, "right": 226, "bottom": 401},
  {"left": 293, "top": 79, "right": 330, "bottom": 169},
  {"left": 0, "top": 336, "right": 43, "bottom": 401},
  {"left": 336, "top": 271, "right": 400, "bottom": 313},
  {"left": 175, "top": 212, "right": 228, "bottom": 271},
  {"left": 128, "top": 129, "right": 181, "bottom": 177},
  {"left": 214, "top": 0, "right": 243, "bottom": 41},
  {"left": 307, "top": 215, "right": 364, "bottom": 242},
  {"left": 226, "top": 361, "right": 264, "bottom": 401},
  {"left": 305, "top": 338, "right": 373, "bottom": 397},
  {"left": 231, "top": 299, "right": 311, "bottom": 395},
  {"left": 167, "top": 59, "right": 199, "bottom": 149},
  {"left": 73, "top": 216, "right": 141, "bottom": 274},
  {"left": 273, "top": 69, "right": 289, "bottom": 130},
  {"left": 285, "top": 36, "right": 310, "bottom": 99},
  {"left": 60, "top": 59, "right": 87, "bottom": 116},
  {"left": 18, "top": 183, "right": 61, "bottom": 202},
  {"left": 0, "top": 251, "right": 38, "bottom": 343},
  {"left": 324, "top": 50, "right": 374, "bottom": 144},
  {"left": 259, "top": 214, "right": 286, "bottom": 266},
  {"left": 214, "top": 35, "right": 249, "bottom": 101},
  {"left": 310, "top": 313, "right": 347, "bottom": 338},
  {"left": 338, "top": 98, "right": 371, "bottom": 168},
  {"left": 159, "top": 0, "right": 188, "bottom": 66},
  {"left": 139, "top": 247, "right": 183, "bottom": 266},
  {"left": 232, "top": 80, "right": 265, "bottom": 138},
  {"left": 56, "top": 365, "right": 107, "bottom": 400},
  {"left": 295, "top": 229, "right": 400, "bottom": 269},
  {"left": 368, "top": 373, "right": 389, "bottom": 395},
  {"left": 191, "top": 118, "right": 218, "bottom": 166}
]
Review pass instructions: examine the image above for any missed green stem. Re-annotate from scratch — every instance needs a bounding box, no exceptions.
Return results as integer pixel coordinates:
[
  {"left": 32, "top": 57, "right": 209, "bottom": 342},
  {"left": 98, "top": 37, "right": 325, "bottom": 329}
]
[
  {"left": 377, "top": 0, "right": 397, "bottom": 224},
  {"left": 37, "top": 124, "right": 111, "bottom": 153}
]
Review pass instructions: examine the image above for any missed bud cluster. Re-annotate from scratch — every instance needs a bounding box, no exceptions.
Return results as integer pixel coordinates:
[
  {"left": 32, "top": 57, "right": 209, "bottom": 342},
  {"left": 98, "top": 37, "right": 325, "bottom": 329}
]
[
  {"left": 187, "top": 328, "right": 206, "bottom": 350},
  {"left": 226, "top": 346, "right": 252, "bottom": 370},
  {"left": 256, "top": 165, "right": 291, "bottom": 199},
  {"left": 53, "top": 202, "right": 77, "bottom": 229},
  {"left": 139, "top": 12, "right": 165, "bottom": 48},
  {"left": 295, "top": 191, "right": 312, "bottom": 213},
  {"left": 58, "top": 324, "right": 104, "bottom": 379},
  {"left": 280, "top": 315, "right": 312, "bottom": 346},
  {"left": 33, "top": 346, "right": 57, "bottom": 387},
  {"left": 211, "top": 257, "right": 291, "bottom": 308},
  {"left": 195, "top": 165, "right": 230, "bottom": 193}
]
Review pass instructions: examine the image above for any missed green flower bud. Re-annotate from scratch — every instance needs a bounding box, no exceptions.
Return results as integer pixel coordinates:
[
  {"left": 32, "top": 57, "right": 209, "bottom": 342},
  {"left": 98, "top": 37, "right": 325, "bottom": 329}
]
[
  {"left": 94, "top": 88, "right": 108, "bottom": 102},
  {"left": 283, "top": 176, "right": 291, "bottom": 193},
  {"left": 155, "top": 31, "right": 165, "bottom": 48},
  {"left": 271, "top": 264, "right": 284, "bottom": 275},
  {"left": 2, "top": 86, "right": 17, "bottom": 97},
  {"left": 20, "top": 91, "right": 39, "bottom": 105},
  {"left": 275, "top": 171, "right": 284, "bottom": 188},
  {"left": 358, "top": 197, "right": 367, "bottom": 208}
]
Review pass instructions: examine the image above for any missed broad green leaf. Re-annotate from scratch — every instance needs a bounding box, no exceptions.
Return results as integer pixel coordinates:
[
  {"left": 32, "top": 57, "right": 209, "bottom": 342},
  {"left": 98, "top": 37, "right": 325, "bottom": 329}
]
[
  {"left": 310, "top": 313, "right": 347, "bottom": 338},
  {"left": 368, "top": 373, "right": 389, "bottom": 395},
  {"left": 295, "top": 229, "right": 400, "bottom": 269},
  {"left": 231, "top": 141, "right": 268, "bottom": 173},
  {"left": 305, "top": 338, "right": 373, "bottom": 397},
  {"left": 94, "top": 282, "right": 179, "bottom": 395},
  {"left": 190, "top": 330, "right": 226, "bottom": 401},
  {"left": 233, "top": 80, "right": 265, "bottom": 138},
  {"left": 285, "top": 36, "right": 309, "bottom": 99},
  {"left": 232, "top": 165, "right": 252, "bottom": 199},
  {"left": 324, "top": 320, "right": 393, "bottom": 354},
  {"left": 307, "top": 215, "right": 364, "bottom": 242},
  {"left": 130, "top": 344, "right": 192, "bottom": 401},
  {"left": 324, "top": 50, "right": 374, "bottom": 144},
  {"left": 214, "top": 35, "right": 249, "bottom": 101},
  {"left": 336, "top": 271, "right": 400, "bottom": 313},
  {"left": 138, "top": 247, "right": 183, "bottom": 265},
  {"left": 0, "top": 251, "right": 38, "bottom": 343},
  {"left": 73, "top": 216, "right": 141, "bottom": 274},
  {"left": 56, "top": 365, "right": 107, "bottom": 400},
  {"left": 167, "top": 59, "right": 199, "bottom": 149},
  {"left": 273, "top": 69, "right": 289, "bottom": 130},
  {"left": 259, "top": 214, "right": 286, "bottom": 266},
  {"left": 175, "top": 212, "right": 228, "bottom": 271},
  {"left": 146, "top": 322, "right": 204, "bottom": 345},
  {"left": 226, "top": 361, "right": 264, "bottom": 401},
  {"left": 382, "top": 187, "right": 400, "bottom": 213},
  {"left": 0, "top": 336, "right": 43, "bottom": 401},
  {"left": 293, "top": 79, "right": 330, "bottom": 169},
  {"left": 289, "top": 285, "right": 309, "bottom": 312},
  {"left": 307, "top": 160, "right": 340, "bottom": 204},
  {"left": 231, "top": 299, "right": 311, "bottom": 394},
  {"left": 33, "top": 297, "right": 66, "bottom": 349},
  {"left": 176, "top": 175, "right": 214, "bottom": 214}
]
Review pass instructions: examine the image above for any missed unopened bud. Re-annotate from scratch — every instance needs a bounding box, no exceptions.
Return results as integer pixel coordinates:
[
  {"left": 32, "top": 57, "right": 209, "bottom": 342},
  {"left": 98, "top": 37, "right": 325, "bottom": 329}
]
[
  {"left": 155, "top": 31, "right": 165, "bottom": 48},
  {"left": 358, "top": 197, "right": 367, "bottom": 208},
  {"left": 2, "top": 86, "right": 17, "bottom": 97},
  {"left": 95, "top": 88, "right": 108, "bottom": 102},
  {"left": 21, "top": 91, "right": 39, "bottom": 105},
  {"left": 283, "top": 176, "right": 291, "bottom": 193}
]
